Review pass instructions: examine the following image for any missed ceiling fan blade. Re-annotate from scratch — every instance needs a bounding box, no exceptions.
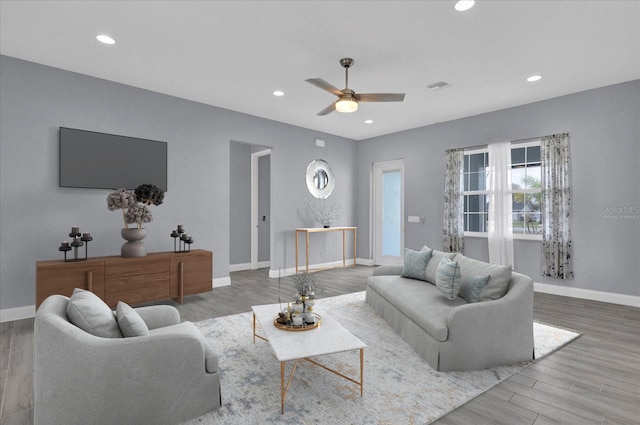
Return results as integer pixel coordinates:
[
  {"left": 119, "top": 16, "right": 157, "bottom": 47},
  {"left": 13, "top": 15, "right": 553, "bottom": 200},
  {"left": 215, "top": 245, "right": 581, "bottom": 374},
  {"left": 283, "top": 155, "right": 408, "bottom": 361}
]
[
  {"left": 306, "top": 78, "right": 344, "bottom": 97},
  {"left": 316, "top": 102, "right": 336, "bottom": 116},
  {"left": 356, "top": 93, "right": 405, "bottom": 102}
]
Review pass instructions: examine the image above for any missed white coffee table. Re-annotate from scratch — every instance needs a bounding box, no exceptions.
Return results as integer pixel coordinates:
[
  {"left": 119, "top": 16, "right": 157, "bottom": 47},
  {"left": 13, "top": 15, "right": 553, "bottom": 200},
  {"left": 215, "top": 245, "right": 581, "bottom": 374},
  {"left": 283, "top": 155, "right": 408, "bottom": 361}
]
[{"left": 252, "top": 303, "right": 366, "bottom": 414}]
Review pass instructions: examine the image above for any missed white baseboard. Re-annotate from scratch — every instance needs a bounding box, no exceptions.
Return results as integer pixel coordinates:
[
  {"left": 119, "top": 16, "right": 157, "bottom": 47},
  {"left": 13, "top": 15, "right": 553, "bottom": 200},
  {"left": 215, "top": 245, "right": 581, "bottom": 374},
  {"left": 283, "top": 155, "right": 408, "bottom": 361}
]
[
  {"left": 229, "top": 263, "right": 251, "bottom": 272},
  {"left": 268, "top": 259, "right": 359, "bottom": 278},
  {"left": 534, "top": 282, "right": 640, "bottom": 307},
  {"left": 357, "top": 258, "right": 376, "bottom": 266},
  {"left": 229, "top": 261, "right": 271, "bottom": 272},
  {"left": 0, "top": 305, "right": 36, "bottom": 323},
  {"left": 213, "top": 277, "right": 231, "bottom": 288}
]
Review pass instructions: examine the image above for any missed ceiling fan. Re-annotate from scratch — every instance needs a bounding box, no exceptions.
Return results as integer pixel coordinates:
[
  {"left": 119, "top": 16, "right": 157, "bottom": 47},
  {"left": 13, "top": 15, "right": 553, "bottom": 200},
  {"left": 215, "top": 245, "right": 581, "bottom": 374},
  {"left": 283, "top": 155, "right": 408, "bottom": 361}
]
[{"left": 306, "top": 58, "right": 405, "bottom": 116}]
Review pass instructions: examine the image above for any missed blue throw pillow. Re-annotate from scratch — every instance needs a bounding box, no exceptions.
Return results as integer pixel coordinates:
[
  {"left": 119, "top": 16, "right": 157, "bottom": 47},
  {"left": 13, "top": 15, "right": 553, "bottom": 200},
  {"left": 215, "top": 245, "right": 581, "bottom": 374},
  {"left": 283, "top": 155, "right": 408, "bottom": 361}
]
[
  {"left": 435, "top": 257, "right": 462, "bottom": 300},
  {"left": 460, "top": 275, "right": 490, "bottom": 303},
  {"left": 401, "top": 247, "right": 432, "bottom": 281}
]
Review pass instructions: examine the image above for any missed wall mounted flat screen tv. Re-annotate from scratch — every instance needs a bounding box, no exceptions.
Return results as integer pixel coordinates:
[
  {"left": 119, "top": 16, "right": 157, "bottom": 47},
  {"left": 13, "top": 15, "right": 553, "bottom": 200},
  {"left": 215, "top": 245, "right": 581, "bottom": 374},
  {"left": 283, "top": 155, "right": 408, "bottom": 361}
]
[{"left": 59, "top": 127, "right": 167, "bottom": 191}]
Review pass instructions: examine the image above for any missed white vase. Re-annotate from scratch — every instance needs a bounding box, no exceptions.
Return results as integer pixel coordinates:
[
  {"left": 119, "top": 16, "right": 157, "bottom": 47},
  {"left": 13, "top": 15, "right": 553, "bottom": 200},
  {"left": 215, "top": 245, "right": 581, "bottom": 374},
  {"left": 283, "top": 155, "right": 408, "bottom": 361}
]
[{"left": 121, "top": 228, "right": 147, "bottom": 258}]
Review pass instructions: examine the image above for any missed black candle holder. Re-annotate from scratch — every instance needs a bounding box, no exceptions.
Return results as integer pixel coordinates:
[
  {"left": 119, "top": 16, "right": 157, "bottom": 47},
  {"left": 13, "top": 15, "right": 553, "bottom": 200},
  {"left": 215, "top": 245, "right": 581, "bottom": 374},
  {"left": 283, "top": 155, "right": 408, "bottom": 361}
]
[
  {"left": 59, "top": 227, "right": 92, "bottom": 261},
  {"left": 171, "top": 225, "right": 194, "bottom": 253}
]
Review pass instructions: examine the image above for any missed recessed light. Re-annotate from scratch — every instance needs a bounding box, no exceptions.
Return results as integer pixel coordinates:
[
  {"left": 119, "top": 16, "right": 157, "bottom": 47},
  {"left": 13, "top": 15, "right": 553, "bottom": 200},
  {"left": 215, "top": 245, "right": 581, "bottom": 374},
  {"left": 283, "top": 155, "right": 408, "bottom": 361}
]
[
  {"left": 364, "top": 119, "right": 373, "bottom": 124},
  {"left": 454, "top": 1, "right": 475, "bottom": 11},
  {"left": 272, "top": 90, "right": 284, "bottom": 96},
  {"left": 96, "top": 34, "right": 115, "bottom": 45},
  {"left": 527, "top": 75, "right": 543, "bottom": 82}
]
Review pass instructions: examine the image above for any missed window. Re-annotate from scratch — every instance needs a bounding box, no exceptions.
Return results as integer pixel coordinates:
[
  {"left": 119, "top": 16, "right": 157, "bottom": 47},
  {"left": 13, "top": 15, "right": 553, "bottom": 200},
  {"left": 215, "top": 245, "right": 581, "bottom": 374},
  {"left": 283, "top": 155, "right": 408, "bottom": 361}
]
[{"left": 462, "top": 141, "right": 541, "bottom": 238}]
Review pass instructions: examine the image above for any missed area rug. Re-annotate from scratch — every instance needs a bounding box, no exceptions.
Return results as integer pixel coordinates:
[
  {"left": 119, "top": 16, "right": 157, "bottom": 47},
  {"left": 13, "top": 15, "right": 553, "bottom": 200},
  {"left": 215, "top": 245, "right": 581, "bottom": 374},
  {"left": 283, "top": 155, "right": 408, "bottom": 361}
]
[{"left": 185, "top": 291, "right": 579, "bottom": 424}]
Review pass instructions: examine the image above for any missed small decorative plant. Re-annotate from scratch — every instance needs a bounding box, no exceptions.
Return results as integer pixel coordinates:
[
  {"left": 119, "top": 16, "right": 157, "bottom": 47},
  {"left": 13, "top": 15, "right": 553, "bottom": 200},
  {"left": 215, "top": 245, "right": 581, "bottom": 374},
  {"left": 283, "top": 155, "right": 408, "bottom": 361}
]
[
  {"left": 107, "top": 184, "right": 164, "bottom": 229},
  {"left": 293, "top": 272, "right": 321, "bottom": 299},
  {"left": 307, "top": 201, "right": 341, "bottom": 228}
]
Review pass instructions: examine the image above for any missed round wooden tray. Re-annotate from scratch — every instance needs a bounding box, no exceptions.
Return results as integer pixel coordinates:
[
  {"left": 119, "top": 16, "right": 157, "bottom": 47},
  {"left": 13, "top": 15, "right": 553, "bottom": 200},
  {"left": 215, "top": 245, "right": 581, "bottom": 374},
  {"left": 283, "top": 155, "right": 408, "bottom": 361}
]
[{"left": 273, "top": 313, "right": 321, "bottom": 331}]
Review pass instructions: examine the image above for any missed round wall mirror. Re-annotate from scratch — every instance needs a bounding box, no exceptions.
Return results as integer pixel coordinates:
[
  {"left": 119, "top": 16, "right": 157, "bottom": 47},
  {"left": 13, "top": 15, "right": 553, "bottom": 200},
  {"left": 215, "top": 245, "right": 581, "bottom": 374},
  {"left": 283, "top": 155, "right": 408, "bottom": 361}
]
[{"left": 306, "top": 159, "right": 335, "bottom": 198}]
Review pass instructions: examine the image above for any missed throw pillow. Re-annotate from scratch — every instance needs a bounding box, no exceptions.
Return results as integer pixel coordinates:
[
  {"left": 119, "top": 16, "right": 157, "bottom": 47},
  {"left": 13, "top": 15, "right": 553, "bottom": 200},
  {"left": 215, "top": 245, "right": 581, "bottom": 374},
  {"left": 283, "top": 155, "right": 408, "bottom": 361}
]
[
  {"left": 455, "top": 254, "right": 512, "bottom": 301},
  {"left": 116, "top": 301, "right": 150, "bottom": 337},
  {"left": 424, "top": 246, "right": 458, "bottom": 284},
  {"left": 66, "top": 288, "right": 123, "bottom": 338},
  {"left": 460, "top": 275, "right": 490, "bottom": 303},
  {"left": 435, "top": 257, "right": 462, "bottom": 300},
  {"left": 401, "top": 247, "right": 433, "bottom": 281}
]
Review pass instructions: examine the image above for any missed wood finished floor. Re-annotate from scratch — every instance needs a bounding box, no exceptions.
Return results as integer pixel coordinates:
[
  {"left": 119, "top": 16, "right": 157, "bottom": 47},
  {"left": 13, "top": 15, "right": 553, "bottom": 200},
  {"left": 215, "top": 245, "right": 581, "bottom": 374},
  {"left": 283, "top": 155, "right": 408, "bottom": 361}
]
[{"left": 1, "top": 266, "right": 638, "bottom": 425}]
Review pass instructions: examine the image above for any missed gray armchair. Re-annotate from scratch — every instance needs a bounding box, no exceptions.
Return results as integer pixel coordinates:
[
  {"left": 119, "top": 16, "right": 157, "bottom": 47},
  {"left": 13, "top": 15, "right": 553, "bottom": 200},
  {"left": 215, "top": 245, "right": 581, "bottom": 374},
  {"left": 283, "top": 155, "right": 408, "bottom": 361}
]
[{"left": 34, "top": 295, "right": 221, "bottom": 425}]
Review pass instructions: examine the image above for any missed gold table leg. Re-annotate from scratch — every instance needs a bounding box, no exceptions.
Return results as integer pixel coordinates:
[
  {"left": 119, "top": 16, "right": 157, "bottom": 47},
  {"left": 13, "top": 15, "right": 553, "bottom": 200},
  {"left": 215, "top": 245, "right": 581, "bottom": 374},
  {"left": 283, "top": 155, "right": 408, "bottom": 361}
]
[{"left": 305, "top": 231, "right": 309, "bottom": 273}]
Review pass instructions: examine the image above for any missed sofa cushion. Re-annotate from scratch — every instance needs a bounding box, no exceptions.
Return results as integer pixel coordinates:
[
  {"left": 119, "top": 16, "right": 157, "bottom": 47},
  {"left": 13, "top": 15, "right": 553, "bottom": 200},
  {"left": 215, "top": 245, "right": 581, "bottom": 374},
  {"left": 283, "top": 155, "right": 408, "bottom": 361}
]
[
  {"left": 116, "top": 301, "right": 150, "bottom": 337},
  {"left": 424, "top": 246, "right": 457, "bottom": 284},
  {"left": 435, "top": 257, "right": 462, "bottom": 300},
  {"left": 455, "top": 254, "right": 512, "bottom": 301},
  {"left": 66, "top": 288, "right": 123, "bottom": 338},
  {"left": 401, "top": 247, "right": 432, "bottom": 281},
  {"left": 459, "top": 275, "right": 490, "bottom": 303},
  {"left": 367, "top": 275, "right": 466, "bottom": 342}
]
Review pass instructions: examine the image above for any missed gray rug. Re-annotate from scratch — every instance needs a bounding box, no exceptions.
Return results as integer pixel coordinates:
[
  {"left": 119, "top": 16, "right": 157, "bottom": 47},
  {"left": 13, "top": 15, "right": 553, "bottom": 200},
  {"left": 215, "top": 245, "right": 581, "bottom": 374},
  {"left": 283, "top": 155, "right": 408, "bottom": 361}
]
[{"left": 186, "top": 291, "right": 579, "bottom": 424}]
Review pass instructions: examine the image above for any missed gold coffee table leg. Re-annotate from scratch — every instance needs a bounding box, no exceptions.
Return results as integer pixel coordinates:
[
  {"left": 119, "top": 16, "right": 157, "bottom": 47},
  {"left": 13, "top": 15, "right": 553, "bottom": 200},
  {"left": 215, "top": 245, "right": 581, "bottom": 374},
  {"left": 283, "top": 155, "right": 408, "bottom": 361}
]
[
  {"left": 280, "top": 362, "right": 285, "bottom": 414},
  {"left": 280, "top": 360, "right": 300, "bottom": 414},
  {"left": 360, "top": 348, "right": 364, "bottom": 397}
]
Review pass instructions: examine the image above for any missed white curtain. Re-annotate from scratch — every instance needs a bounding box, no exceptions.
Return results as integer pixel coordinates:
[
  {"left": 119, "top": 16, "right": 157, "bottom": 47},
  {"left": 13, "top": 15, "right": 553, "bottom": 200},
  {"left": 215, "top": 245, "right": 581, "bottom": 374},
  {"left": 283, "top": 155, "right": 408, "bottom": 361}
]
[
  {"left": 442, "top": 148, "right": 464, "bottom": 253},
  {"left": 487, "top": 142, "right": 513, "bottom": 266},
  {"left": 541, "top": 133, "right": 574, "bottom": 278}
]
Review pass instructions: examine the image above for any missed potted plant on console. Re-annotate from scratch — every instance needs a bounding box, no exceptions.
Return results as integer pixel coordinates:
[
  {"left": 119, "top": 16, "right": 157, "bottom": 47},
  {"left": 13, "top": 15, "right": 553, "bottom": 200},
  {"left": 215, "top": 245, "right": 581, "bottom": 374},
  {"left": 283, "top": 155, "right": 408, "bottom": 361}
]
[{"left": 107, "top": 184, "right": 164, "bottom": 257}]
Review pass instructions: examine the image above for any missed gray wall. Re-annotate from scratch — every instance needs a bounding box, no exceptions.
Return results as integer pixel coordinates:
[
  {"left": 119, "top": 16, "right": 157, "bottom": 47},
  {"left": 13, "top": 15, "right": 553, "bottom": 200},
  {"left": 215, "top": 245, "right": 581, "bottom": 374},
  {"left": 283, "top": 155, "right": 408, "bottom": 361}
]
[
  {"left": 2, "top": 53, "right": 635, "bottom": 311},
  {"left": 0, "top": 55, "right": 356, "bottom": 310},
  {"left": 355, "top": 80, "right": 640, "bottom": 297}
]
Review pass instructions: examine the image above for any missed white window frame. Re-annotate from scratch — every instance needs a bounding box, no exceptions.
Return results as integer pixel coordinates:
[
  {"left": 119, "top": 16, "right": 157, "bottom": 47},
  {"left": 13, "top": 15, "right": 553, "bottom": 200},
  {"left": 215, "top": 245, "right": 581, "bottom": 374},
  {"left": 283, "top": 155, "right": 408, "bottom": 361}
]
[{"left": 462, "top": 140, "right": 542, "bottom": 241}]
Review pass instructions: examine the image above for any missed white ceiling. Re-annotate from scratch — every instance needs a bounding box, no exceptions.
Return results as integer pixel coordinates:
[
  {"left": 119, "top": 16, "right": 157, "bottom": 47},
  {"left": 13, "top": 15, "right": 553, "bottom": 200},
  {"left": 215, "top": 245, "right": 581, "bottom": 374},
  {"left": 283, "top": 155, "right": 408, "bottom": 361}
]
[{"left": 1, "top": 1, "right": 639, "bottom": 140}]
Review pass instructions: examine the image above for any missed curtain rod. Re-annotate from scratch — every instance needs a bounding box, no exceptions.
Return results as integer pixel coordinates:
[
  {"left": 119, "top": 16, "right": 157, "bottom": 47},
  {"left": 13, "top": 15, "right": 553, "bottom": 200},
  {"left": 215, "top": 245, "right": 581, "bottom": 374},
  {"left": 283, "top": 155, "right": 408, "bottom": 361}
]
[{"left": 462, "top": 136, "right": 542, "bottom": 151}]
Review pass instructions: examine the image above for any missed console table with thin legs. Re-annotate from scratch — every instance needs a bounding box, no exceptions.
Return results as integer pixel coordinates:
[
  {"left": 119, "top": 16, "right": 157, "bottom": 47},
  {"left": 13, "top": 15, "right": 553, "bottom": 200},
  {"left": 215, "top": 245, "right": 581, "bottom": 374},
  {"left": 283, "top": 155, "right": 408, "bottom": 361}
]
[{"left": 295, "top": 227, "right": 357, "bottom": 273}]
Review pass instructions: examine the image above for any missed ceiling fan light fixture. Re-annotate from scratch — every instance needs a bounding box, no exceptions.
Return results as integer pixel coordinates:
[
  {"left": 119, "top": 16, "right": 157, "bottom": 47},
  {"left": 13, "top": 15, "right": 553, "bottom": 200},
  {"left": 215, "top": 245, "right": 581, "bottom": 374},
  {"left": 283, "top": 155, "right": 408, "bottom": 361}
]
[
  {"left": 336, "top": 98, "right": 358, "bottom": 113},
  {"left": 96, "top": 34, "right": 115, "bottom": 45},
  {"left": 454, "top": 1, "right": 475, "bottom": 11}
]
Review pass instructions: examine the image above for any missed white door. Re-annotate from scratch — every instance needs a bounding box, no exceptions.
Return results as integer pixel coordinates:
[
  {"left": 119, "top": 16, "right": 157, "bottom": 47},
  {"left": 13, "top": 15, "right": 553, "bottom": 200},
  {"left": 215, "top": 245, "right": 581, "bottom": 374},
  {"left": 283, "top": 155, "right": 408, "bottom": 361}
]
[{"left": 373, "top": 159, "right": 404, "bottom": 266}]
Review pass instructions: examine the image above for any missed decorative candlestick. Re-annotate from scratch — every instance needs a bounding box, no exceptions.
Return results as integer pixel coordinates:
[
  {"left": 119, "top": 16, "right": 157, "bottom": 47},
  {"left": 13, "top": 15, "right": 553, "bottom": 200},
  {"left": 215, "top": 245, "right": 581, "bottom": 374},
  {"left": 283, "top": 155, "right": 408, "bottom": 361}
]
[
  {"left": 81, "top": 232, "right": 93, "bottom": 259},
  {"left": 59, "top": 241, "right": 72, "bottom": 262},
  {"left": 59, "top": 227, "right": 92, "bottom": 261},
  {"left": 171, "top": 225, "right": 194, "bottom": 253}
]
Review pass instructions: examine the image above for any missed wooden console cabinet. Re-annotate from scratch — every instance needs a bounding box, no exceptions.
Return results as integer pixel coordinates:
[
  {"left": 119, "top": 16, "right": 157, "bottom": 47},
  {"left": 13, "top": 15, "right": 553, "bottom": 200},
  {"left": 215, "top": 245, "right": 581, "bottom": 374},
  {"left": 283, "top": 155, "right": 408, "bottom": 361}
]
[{"left": 36, "top": 250, "right": 212, "bottom": 308}]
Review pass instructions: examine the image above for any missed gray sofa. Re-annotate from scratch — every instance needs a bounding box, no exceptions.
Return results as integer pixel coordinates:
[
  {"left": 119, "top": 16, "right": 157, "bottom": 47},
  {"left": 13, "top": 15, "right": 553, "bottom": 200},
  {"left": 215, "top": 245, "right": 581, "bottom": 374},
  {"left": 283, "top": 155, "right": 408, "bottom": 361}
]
[
  {"left": 35, "top": 294, "right": 221, "bottom": 425},
  {"left": 366, "top": 249, "right": 534, "bottom": 371}
]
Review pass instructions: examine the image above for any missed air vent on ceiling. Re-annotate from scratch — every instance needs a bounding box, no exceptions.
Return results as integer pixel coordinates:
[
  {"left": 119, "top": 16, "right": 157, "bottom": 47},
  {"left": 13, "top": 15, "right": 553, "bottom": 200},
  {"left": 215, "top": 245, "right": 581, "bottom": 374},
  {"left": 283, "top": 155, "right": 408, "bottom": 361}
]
[{"left": 427, "top": 81, "right": 451, "bottom": 91}]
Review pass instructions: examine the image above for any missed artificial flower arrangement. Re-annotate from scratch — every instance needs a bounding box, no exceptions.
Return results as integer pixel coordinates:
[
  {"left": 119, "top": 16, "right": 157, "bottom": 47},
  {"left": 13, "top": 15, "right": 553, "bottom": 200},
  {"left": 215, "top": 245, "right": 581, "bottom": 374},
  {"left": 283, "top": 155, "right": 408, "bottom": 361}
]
[
  {"left": 107, "top": 184, "right": 165, "bottom": 229},
  {"left": 292, "top": 272, "right": 321, "bottom": 300},
  {"left": 307, "top": 200, "right": 342, "bottom": 228}
]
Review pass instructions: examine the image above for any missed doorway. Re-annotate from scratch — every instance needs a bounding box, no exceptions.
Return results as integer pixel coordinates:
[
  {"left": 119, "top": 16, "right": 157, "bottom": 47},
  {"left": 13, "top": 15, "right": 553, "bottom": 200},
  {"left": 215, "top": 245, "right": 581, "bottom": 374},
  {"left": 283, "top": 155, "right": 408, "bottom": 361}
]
[
  {"left": 373, "top": 159, "right": 404, "bottom": 266},
  {"left": 251, "top": 149, "right": 271, "bottom": 269},
  {"left": 229, "top": 142, "right": 270, "bottom": 271}
]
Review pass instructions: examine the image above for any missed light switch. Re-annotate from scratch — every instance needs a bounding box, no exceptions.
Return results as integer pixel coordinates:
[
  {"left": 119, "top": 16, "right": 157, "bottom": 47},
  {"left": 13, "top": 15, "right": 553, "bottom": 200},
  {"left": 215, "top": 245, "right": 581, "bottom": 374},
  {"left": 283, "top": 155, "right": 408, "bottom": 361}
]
[{"left": 408, "top": 216, "right": 421, "bottom": 223}]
